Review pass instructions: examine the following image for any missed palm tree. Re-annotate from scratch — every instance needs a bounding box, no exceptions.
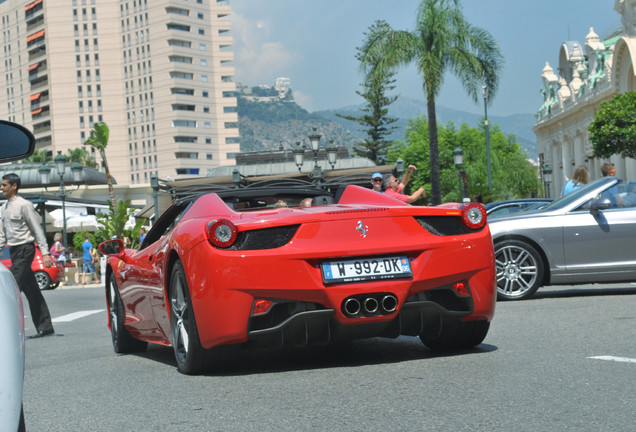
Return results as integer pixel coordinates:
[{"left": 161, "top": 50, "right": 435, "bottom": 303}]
[
  {"left": 359, "top": 1, "right": 503, "bottom": 204},
  {"left": 84, "top": 121, "right": 116, "bottom": 210},
  {"left": 66, "top": 147, "right": 98, "bottom": 168},
  {"left": 23, "top": 149, "right": 51, "bottom": 163}
]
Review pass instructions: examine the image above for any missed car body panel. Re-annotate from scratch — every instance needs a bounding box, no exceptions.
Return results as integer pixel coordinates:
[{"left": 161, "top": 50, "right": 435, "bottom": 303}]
[
  {"left": 0, "top": 120, "right": 33, "bottom": 432},
  {"left": 489, "top": 177, "right": 636, "bottom": 288},
  {"left": 0, "top": 263, "right": 24, "bottom": 432},
  {"left": 103, "top": 185, "right": 496, "bottom": 354}
]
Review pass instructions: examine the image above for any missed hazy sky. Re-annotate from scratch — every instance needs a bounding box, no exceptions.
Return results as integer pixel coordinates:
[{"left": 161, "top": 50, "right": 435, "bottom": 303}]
[{"left": 230, "top": 0, "right": 621, "bottom": 116}]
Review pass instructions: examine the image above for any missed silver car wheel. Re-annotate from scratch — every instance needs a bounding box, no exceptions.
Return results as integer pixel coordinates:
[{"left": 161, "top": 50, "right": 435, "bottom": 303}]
[
  {"left": 495, "top": 240, "right": 543, "bottom": 300},
  {"left": 35, "top": 270, "right": 51, "bottom": 290}
]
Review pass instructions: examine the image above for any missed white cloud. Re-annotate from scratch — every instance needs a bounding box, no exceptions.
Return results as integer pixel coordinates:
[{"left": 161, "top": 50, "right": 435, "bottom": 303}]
[
  {"left": 292, "top": 90, "right": 313, "bottom": 112},
  {"left": 231, "top": 12, "right": 299, "bottom": 86}
]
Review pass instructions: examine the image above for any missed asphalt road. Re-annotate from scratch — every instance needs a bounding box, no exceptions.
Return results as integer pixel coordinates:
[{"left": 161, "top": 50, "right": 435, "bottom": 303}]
[{"left": 21, "top": 283, "right": 636, "bottom": 432}]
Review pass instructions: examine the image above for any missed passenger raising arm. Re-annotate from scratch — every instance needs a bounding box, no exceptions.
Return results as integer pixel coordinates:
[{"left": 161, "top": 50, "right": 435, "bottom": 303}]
[{"left": 383, "top": 165, "right": 426, "bottom": 204}]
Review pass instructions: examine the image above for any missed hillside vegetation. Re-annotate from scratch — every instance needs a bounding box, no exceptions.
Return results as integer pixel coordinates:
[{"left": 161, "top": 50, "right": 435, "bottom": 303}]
[
  {"left": 237, "top": 95, "right": 537, "bottom": 160},
  {"left": 238, "top": 97, "right": 362, "bottom": 153}
]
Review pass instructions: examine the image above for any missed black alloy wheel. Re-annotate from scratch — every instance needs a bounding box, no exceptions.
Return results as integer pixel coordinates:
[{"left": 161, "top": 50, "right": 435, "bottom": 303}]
[
  {"left": 169, "top": 261, "right": 208, "bottom": 375},
  {"left": 107, "top": 274, "right": 147, "bottom": 353}
]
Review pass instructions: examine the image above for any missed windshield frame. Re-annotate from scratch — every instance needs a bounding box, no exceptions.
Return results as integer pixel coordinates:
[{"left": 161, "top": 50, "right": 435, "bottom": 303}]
[{"left": 540, "top": 177, "right": 619, "bottom": 211}]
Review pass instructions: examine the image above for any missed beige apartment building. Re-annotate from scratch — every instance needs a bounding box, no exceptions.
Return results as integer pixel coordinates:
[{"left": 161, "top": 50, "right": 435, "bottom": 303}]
[{"left": 0, "top": 0, "right": 239, "bottom": 186}]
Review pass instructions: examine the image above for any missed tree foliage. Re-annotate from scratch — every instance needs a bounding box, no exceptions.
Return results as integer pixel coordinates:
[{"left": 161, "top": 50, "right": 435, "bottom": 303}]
[
  {"left": 23, "top": 149, "right": 51, "bottom": 163},
  {"left": 95, "top": 199, "right": 145, "bottom": 247},
  {"left": 387, "top": 118, "right": 539, "bottom": 203},
  {"left": 84, "top": 121, "right": 116, "bottom": 211},
  {"left": 589, "top": 91, "right": 636, "bottom": 159},
  {"left": 358, "top": 0, "right": 503, "bottom": 205},
  {"left": 338, "top": 21, "right": 399, "bottom": 164},
  {"left": 23, "top": 147, "right": 97, "bottom": 167},
  {"left": 66, "top": 147, "right": 98, "bottom": 168}
]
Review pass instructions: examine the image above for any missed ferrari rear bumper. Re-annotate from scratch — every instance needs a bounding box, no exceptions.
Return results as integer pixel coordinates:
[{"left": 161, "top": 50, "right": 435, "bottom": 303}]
[{"left": 247, "top": 296, "right": 475, "bottom": 348}]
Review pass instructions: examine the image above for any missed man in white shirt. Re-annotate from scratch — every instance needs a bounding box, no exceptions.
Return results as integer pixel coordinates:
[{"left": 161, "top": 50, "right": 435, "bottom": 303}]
[{"left": 0, "top": 173, "right": 55, "bottom": 338}]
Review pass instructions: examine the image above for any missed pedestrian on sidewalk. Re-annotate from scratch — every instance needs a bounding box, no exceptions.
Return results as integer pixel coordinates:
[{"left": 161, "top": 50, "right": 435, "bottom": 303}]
[
  {"left": 0, "top": 173, "right": 55, "bottom": 338},
  {"left": 81, "top": 234, "right": 99, "bottom": 285}
]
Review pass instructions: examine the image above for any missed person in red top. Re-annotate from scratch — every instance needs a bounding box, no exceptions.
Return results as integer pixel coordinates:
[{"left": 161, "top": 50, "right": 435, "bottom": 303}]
[{"left": 383, "top": 165, "right": 426, "bottom": 204}]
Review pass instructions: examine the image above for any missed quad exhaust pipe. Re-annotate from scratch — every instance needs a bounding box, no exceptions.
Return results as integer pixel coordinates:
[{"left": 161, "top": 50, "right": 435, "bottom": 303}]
[
  {"left": 342, "top": 293, "right": 398, "bottom": 317},
  {"left": 343, "top": 298, "right": 361, "bottom": 316}
]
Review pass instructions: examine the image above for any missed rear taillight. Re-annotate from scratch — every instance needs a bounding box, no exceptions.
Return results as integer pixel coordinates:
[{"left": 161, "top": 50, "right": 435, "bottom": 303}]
[
  {"left": 461, "top": 203, "right": 487, "bottom": 230},
  {"left": 206, "top": 219, "right": 238, "bottom": 248}
]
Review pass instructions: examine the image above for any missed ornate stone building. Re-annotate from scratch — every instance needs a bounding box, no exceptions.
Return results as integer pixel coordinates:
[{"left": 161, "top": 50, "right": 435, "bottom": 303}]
[{"left": 534, "top": 0, "right": 636, "bottom": 197}]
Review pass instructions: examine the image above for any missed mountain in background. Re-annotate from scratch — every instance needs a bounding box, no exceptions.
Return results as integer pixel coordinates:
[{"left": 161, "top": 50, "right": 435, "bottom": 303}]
[
  {"left": 237, "top": 94, "right": 538, "bottom": 160},
  {"left": 316, "top": 97, "right": 538, "bottom": 160}
]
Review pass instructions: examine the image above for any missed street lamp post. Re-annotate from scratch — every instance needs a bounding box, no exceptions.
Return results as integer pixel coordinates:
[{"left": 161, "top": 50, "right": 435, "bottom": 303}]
[
  {"left": 543, "top": 164, "right": 552, "bottom": 198},
  {"left": 483, "top": 85, "right": 492, "bottom": 191},
  {"left": 38, "top": 151, "right": 83, "bottom": 258},
  {"left": 292, "top": 129, "right": 338, "bottom": 186},
  {"left": 150, "top": 174, "right": 159, "bottom": 222},
  {"left": 453, "top": 147, "right": 464, "bottom": 201},
  {"left": 326, "top": 140, "right": 338, "bottom": 170}
]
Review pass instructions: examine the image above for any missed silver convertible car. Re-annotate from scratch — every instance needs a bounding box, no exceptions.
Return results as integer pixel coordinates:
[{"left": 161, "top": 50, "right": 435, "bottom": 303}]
[{"left": 488, "top": 176, "right": 636, "bottom": 300}]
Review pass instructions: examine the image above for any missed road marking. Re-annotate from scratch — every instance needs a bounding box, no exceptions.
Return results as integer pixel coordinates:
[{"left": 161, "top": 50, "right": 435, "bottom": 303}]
[
  {"left": 588, "top": 355, "right": 636, "bottom": 364},
  {"left": 52, "top": 309, "right": 104, "bottom": 323}
]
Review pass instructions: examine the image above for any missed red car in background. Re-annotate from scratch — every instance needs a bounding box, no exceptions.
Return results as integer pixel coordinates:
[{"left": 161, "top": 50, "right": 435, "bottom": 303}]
[
  {"left": 99, "top": 183, "right": 496, "bottom": 375},
  {"left": 1, "top": 245, "right": 64, "bottom": 290}
]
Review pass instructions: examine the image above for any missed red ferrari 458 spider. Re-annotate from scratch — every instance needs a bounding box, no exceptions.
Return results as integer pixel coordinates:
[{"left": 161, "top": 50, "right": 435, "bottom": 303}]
[{"left": 99, "top": 184, "right": 496, "bottom": 374}]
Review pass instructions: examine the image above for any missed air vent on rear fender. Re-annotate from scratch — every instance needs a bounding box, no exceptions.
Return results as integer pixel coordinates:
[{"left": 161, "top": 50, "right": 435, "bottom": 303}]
[
  {"left": 414, "top": 216, "right": 483, "bottom": 236},
  {"left": 226, "top": 225, "right": 300, "bottom": 250}
]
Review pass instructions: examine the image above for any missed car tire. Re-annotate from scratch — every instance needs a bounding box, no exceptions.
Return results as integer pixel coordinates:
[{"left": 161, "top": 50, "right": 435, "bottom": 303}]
[
  {"left": 420, "top": 318, "right": 490, "bottom": 350},
  {"left": 50, "top": 282, "right": 60, "bottom": 289},
  {"left": 494, "top": 239, "right": 544, "bottom": 300},
  {"left": 35, "top": 270, "right": 51, "bottom": 290},
  {"left": 169, "top": 261, "right": 209, "bottom": 375},
  {"left": 106, "top": 275, "right": 147, "bottom": 353},
  {"left": 18, "top": 404, "right": 25, "bottom": 432}
]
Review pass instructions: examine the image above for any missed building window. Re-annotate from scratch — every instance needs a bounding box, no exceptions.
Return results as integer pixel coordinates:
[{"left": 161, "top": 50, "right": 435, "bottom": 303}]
[
  {"left": 176, "top": 168, "right": 200, "bottom": 175},
  {"left": 168, "top": 39, "right": 191, "bottom": 48},
  {"left": 171, "top": 87, "right": 194, "bottom": 95},
  {"left": 169, "top": 55, "right": 192, "bottom": 64},
  {"left": 167, "top": 23, "right": 190, "bottom": 32},
  {"left": 199, "top": 43, "right": 206, "bottom": 51},
  {"left": 166, "top": 7, "right": 189, "bottom": 16},
  {"left": 171, "top": 104, "right": 195, "bottom": 111},
  {"left": 202, "top": 91, "right": 208, "bottom": 97},
  {"left": 170, "top": 71, "right": 193, "bottom": 80},
  {"left": 172, "top": 120, "right": 197, "bottom": 127},
  {"left": 175, "top": 152, "right": 198, "bottom": 159}
]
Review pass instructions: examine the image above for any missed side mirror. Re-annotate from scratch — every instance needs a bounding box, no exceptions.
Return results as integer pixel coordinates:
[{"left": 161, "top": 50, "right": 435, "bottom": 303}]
[
  {"left": 590, "top": 197, "right": 611, "bottom": 214},
  {"left": 0, "top": 120, "right": 35, "bottom": 162},
  {"left": 99, "top": 239, "right": 125, "bottom": 256}
]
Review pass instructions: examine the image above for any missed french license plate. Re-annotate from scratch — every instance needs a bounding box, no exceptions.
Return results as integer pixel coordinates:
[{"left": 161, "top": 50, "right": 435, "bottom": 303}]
[{"left": 321, "top": 256, "right": 412, "bottom": 284}]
